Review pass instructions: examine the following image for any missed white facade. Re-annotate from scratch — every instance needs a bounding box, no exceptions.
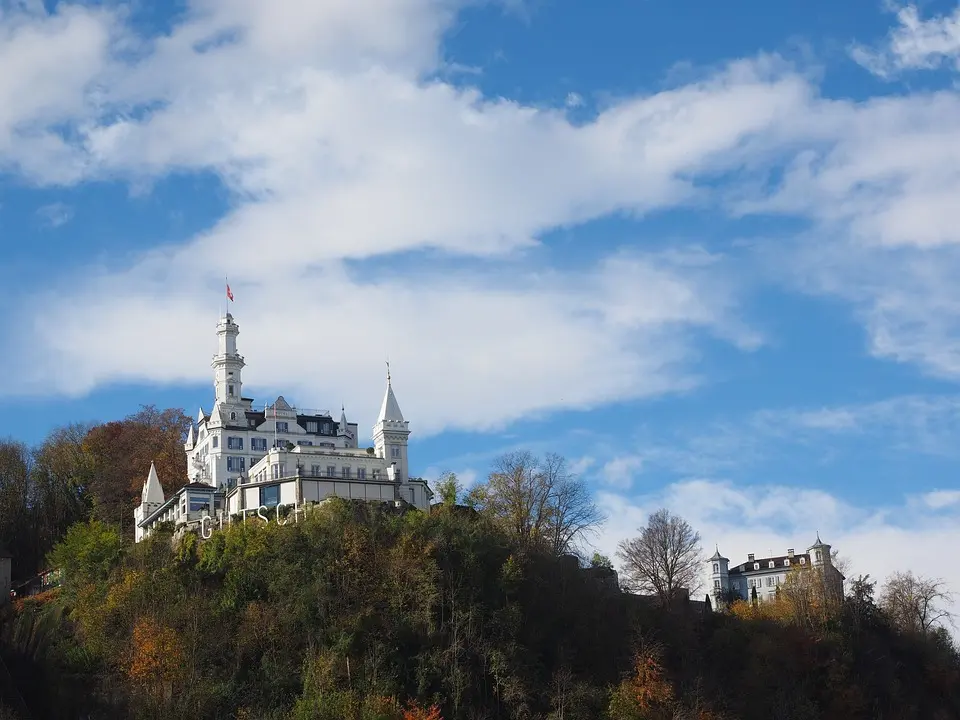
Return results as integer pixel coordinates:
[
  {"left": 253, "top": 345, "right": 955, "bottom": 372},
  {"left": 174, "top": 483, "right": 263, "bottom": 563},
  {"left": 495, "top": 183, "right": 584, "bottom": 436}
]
[
  {"left": 135, "top": 311, "right": 431, "bottom": 543},
  {"left": 709, "top": 535, "right": 844, "bottom": 606}
]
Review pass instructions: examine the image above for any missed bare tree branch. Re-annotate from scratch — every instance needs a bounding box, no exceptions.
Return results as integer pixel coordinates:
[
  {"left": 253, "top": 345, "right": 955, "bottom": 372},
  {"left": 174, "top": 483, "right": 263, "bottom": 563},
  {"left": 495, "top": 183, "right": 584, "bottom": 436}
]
[
  {"left": 880, "top": 571, "right": 955, "bottom": 635},
  {"left": 616, "top": 508, "right": 702, "bottom": 604}
]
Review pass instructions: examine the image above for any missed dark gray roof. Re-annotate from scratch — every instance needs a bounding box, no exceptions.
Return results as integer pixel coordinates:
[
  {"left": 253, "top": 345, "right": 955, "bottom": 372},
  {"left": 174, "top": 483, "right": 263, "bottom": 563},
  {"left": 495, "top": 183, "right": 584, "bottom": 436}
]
[{"left": 729, "top": 553, "right": 810, "bottom": 575}]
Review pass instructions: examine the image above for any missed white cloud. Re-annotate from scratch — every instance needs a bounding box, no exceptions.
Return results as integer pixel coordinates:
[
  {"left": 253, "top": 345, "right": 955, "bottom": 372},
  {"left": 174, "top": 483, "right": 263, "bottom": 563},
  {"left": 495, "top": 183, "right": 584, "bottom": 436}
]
[
  {"left": 2, "top": 249, "right": 751, "bottom": 437},
  {"left": 4, "top": 0, "right": 960, "bottom": 424},
  {"left": 565, "top": 91, "right": 583, "bottom": 108},
  {"left": 0, "top": 1, "right": 811, "bottom": 433},
  {"left": 35, "top": 202, "right": 73, "bottom": 228},
  {"left": 851, "top": 4, "right": 960, "bottom": 78},
  {"left": 922, "top": 489, "right": 960, "bottom": 510},
  {"left": 591, "top": 479, "right": 960, "bottom": 624},
  {"left": 600, "top": 455, "right": 643, "bottom": 489}
]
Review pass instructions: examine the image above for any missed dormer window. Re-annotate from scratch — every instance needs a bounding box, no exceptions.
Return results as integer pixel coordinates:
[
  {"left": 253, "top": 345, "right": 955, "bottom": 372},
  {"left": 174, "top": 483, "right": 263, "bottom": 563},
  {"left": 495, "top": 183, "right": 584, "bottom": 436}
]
[
  {"left": 768, "top": 561, "right": 775, "bottom": 569},
  {"left": 784, "top": 558, "right": 791, "bottom": 566},
  {"left": 799, "top": 557, "right": 806, "bottom": 565},
  {"left": 230, "top": 412, "right": 237, "bottom": 421},
  {"left": 753, "top": 563, "right": 759, "bottom": 570}
]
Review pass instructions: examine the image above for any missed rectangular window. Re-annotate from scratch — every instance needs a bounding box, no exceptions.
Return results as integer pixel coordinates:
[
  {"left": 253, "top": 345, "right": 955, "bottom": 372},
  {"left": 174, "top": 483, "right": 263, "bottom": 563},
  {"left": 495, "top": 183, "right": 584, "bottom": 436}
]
[
  {"left": 766, "top": 577, "right": 775, "bottom": 587},
  {"left": 212, "top": 436, "right": 219, "bottom": 448},
  {"left": 228, "top": 384, "right": 235, "bottom": 396},
  {"left": 322, "top": 422, "right": 330, "bottom": 434},
  {"left": 189, "top": 497, "right": 211, "bottom": 513},
  {"left": 306, "top": 421, "right": 318, "bottom": 433},
  {"left": 391, "top": 447, "right": 401, "bottom": 459},
  {"left": 298, "top": 440, "right": 313, "bottom": 446},
  {"left": 276, "top": 421, "right": 289, "bottom": 433},
  {"left": 311, "top": 465, "right": 321, "bottom": 476},
  {"left": 357, "top": 468, "right": 366, "bottom": 480},
  {"left": 274, "top": 439, "right": 288, "bottom": 449},
  {"left": 260, "top": 484, "right": 280, "bottom": 508},
  {"left": 372, "top": 469, "right": 380, "bottom": 480},
  {"left": 227, "top": 436, "right": 243, "bottom": 450},
  {"left": 227, "top": 456, "right": 245, "bottom": 472},
  {"left": 714, "top": 579, "right": 721, "bottom": 589},
  {"left": 271, "top": 463, "right": 279, "bottom": 479},
  {"left": 341, "top": 466, "right": 350, "bottom": 479},
  {"left": 326, "top": 465, "right": 336, "bottom": 477},
  {"left": 251, "top": 437, "right": 267, "bottom": 452}
]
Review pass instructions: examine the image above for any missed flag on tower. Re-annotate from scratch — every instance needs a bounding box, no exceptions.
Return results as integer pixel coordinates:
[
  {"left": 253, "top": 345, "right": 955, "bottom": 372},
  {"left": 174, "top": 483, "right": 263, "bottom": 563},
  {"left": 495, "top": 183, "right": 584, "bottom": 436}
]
[{"left": 226, "top": 280, "right": 234, "bottom": 302}]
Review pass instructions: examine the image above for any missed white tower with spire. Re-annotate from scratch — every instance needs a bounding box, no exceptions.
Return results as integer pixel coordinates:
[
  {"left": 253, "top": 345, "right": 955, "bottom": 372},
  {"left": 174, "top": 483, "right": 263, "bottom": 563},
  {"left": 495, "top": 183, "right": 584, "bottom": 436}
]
[
  {"left": 373, "top": 363, "right": 410, "bottom": 484},
  {"left": 213, "top": 313, "right": 245, "bottom": 410},
  {"left": 134, "top": 463, "right": 165, "bottom": 542}
]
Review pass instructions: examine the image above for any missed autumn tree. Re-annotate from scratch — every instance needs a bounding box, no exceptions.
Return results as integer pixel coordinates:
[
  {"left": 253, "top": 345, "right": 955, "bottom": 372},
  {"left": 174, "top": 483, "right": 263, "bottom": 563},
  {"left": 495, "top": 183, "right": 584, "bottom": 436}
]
[
  {"left": 82, "top": 405, "right": 191, "bottom": 536},
  {"left": 616, "top": 509, "right": 702, "bottom": 603},
  {"left": 0, "top": 440, "right": 33, "bottom": 580},
  {"left": 468, "top": 451, "right": 604, "bottom": 555},
  {"left": 880, "top": 571, "right": 955, "bottom": 635}
]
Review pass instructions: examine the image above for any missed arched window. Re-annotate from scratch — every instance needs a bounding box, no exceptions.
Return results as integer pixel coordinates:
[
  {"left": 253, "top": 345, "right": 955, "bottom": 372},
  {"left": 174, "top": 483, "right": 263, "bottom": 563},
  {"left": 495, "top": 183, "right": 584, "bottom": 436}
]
[
  {"left": 230, "top": 412, "right": 236, "bottom": 421},
  {"left": 713, "top": 563, "right": 719, "bottom": 573}
]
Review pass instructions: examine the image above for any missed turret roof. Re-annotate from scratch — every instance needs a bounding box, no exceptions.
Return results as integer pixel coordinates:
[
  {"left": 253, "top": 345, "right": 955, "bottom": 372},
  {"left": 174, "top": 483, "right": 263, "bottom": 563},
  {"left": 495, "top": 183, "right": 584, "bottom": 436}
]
[
  {"left": 377, "top": 365, "right": 405, "bottom": 424},
  {"left": 142, "top": 462, "right": 165, "bottom": 505},
  {"left": 709, "top": 546, "right": 727, "bottom": 562}
]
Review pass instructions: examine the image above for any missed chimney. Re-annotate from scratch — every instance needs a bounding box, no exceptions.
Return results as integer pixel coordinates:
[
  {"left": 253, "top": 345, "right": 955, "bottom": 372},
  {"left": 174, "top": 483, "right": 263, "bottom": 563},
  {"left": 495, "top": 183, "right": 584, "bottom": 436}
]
[
  {"left": 787, "top": 548, "right": 795, "bottom": 557},
  {"left": 747, "top": 553, "right": 755, "bottom": 562}
]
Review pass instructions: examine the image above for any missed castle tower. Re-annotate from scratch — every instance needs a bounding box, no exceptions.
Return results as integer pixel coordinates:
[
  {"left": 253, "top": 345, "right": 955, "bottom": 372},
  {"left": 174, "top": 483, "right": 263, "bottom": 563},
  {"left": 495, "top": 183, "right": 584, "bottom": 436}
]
[
  {"left": 133, "top": 463, "right": 165, "bottom": 542},
  {"left": 212, "top": 313, "right": 245, "bottom": 409},
  {"left": 808, "top": 533, "right": 831, "bottom": 567},
  {"left": 373, "top": 365, "right": 410, "bottom": 483},
  {"left": 708, "top": 547, "right": 730, "bottom": 603}
]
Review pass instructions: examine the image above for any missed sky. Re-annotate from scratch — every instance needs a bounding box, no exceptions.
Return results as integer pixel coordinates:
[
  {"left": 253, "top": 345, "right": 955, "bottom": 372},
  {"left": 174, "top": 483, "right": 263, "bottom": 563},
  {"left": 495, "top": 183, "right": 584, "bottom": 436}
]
[{"left": 2, "top": 0, "right": 960, "bottom": 618}]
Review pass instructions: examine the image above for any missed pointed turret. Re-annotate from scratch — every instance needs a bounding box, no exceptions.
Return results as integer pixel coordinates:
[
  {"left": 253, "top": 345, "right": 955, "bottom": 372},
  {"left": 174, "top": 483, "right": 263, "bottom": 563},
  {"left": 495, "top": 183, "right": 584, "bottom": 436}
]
[
  {"left": 197, "top": 407, "right": 206, "bottom": 425},
  {"left": 378, "top": 363, "right": 405, "bottom": 423},
  {"left": 339, "top": 405, "right": 350, "bottom": 436},
  {"left": 373, "top": 363, "right": 411, "bottom": 482},
  {"left": 709, "top": 546, "right": 727, "bottom": 562},
  {"left": 209, "top": 403, "right": 226, "bottom": 428},
  {"left": 135, "top": 463, "right": 166, "bottom": 543},
  {"left": 184, "top": 424, "right": 195, "bottom": 451},
  {"left": 142, "top": 463, "right": 165, "bottom": 505}
]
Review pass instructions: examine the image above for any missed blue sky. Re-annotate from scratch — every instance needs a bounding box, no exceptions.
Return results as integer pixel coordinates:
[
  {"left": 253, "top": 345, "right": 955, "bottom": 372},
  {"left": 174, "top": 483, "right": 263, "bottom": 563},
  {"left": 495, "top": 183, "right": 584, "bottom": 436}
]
[{"left": 2, "top": 0, "right": 960, "bottom": 607}]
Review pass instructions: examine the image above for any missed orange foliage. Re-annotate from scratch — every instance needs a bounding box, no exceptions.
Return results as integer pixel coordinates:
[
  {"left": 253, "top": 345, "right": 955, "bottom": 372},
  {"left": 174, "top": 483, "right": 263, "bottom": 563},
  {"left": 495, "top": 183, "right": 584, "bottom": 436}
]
[
  {"left": 630, "top": 653, "right": 674, "bottom": 710},
  {"left": 403, "top": 700, "right": 443, "bottom": 720},
  {"left": 128, "top": 616, "right": 185, "bottom": 686}
]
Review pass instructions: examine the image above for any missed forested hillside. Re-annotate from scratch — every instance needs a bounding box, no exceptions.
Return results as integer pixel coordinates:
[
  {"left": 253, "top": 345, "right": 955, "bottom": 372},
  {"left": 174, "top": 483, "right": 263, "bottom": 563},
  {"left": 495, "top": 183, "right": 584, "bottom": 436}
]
[{"left": 2, "top": 497, "right": 959, "bottom": 720}]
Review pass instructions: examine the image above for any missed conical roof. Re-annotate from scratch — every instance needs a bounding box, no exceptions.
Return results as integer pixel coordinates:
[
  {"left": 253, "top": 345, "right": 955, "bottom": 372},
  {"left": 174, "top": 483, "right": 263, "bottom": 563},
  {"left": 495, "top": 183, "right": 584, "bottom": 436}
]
[
  {"left": 377, "top": 368, "right": 405, "bottom": 423},
  {"left": 709, "top": 546, "right": 727, "bottom": 562},
  {"left": 142, "top": 462, "right": 165, "bottom": 505}
]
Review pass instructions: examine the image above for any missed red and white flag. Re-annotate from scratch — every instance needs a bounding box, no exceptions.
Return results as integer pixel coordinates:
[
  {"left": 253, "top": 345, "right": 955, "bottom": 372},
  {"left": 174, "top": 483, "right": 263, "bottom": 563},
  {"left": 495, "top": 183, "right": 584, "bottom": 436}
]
[{"left": 226, "top": 282, "right": 234, "bottom": 302}]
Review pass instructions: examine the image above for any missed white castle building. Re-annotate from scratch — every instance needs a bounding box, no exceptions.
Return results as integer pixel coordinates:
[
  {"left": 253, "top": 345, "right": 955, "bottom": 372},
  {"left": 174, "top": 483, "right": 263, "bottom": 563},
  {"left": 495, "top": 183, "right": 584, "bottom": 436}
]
[
  {"left": 708, "top": 535, "right": 844, "bottom": 606},
  {"left": 134, "top": 312, "right": 432, "bottom": 542}
]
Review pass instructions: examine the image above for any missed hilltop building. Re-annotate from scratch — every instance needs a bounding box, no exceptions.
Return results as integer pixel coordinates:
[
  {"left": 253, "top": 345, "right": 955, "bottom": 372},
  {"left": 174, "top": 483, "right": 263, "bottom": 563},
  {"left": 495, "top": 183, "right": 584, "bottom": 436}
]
[
  {"left": 708, "top": 536, "right": 844, "bottom": 607},
  {"left": 134, "top": 312, "right": 431, "bottom": 542}
]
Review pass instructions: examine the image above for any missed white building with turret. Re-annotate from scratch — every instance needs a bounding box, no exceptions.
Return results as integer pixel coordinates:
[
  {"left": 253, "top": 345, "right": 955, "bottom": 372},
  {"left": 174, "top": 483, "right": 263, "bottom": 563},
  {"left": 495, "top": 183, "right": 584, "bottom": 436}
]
[
  {"left": 708, "top": 535, "right": 844, "bottom": 607},
  {"left": 134, "top": 311, "right": 432, "bottom": 542}
]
